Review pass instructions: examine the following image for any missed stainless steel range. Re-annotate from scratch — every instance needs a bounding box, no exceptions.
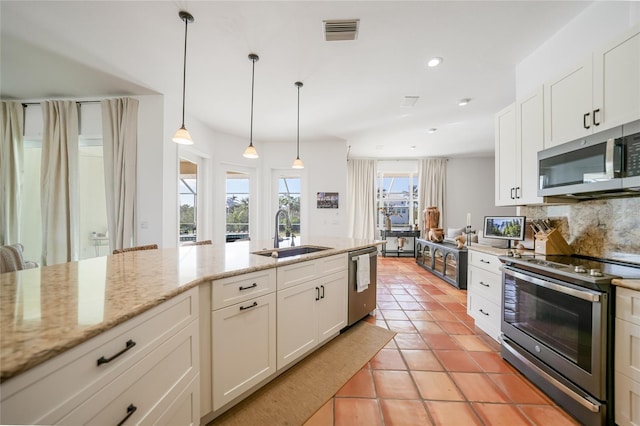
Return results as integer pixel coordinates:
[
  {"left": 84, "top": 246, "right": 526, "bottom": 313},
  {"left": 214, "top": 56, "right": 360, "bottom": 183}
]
[{"left": 499, "top": 253, "right": 640, "bottom": 426}]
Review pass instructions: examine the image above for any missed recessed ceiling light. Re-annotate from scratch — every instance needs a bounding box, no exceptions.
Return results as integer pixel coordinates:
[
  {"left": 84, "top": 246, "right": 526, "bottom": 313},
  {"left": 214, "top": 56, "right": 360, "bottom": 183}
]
[
  {"left": 427, "top": 128, "right": 437, "bottom": 133},
  {"left": 410, "top": 145, "right": 417, "bottom": 150},
  {"left": 426, "top": 57, "right": 443, "bottom": 68},
  {"left": 458, "top": 98, "right": 471, "bottom": 106}
]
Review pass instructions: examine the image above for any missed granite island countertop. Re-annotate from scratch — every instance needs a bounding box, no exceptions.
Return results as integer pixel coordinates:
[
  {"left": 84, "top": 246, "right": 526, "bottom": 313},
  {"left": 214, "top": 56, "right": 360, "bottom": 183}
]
[{"left": 0, "top": 237, "right": 382, "bottom": 382}]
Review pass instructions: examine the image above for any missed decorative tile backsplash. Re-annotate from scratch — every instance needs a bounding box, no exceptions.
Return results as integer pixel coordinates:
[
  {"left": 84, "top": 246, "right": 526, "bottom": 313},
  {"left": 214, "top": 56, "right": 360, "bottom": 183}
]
[{"left": 521, "top": 197, "right": 640, "bottom": 263}]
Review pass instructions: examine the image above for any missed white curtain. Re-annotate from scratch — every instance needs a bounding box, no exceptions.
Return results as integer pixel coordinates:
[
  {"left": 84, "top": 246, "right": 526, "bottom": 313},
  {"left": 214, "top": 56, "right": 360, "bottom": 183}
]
[
  {"left": 418, "top": 158, "right": 447, "bottom": 235},
  {"left": 347, "top": 159, "right": 377, "bottom": 240},
  {"left": 101, "top": 97, "right": 139, "bottom": 252},
  {"left": 40, "top": 100, "right": 79, "bottom": 265},
  {"left": 0, "top": 102, "right": 24, "bottom": 245}
]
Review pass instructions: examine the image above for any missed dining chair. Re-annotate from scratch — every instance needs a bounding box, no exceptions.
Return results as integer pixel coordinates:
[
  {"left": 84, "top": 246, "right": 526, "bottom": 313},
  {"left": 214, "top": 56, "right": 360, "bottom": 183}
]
[
  {"left": 182, "top": 240, "right": 212, "bottom": 246},
  {"left": 112, "top": 244, "right": 158, "bottom": 255}
]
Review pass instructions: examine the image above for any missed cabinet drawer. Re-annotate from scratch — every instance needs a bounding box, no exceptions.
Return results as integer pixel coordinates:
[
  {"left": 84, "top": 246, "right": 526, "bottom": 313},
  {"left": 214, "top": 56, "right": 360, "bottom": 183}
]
[
  {"left": 59, "top": 320, "right": 199, "bottom": 425},
  {"left": 469, "top": 251, "right": 502, "bottom": 275},
  {"left": 468, "top": 267, "right": 502, "bottom": 304},
  {"left": 617, "top": 287, "right": 640, "bottom": 326},
  {"left": 212, "top": 269, "right": 276, "bottom": 310},
  {"left": 0, "top": 288, "right": 198, "bottom": 425},
  {"left": 616, "top": 317, "right": 640, "bottom": 382},
  {"left": 615, "top": 371, "right": 640, "bottom": 426},
  {"left": 468, "top": 292, "right": 501, "bottom": 341},
  {"left": 277, "top": 260, "right": 319, "bottom": 290},
  {"left": 317, "top": 253, "right": 348, "bottom": 275}
]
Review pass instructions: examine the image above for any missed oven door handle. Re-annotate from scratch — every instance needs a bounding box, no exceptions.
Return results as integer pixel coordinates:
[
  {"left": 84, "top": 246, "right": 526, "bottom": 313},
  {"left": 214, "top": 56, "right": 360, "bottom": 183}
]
[
  {"left": 502, "top": 268, "right": 601, "bottom": 302},
  {"left": 502, "top": 338, "right": 601, "bottom": 413}
]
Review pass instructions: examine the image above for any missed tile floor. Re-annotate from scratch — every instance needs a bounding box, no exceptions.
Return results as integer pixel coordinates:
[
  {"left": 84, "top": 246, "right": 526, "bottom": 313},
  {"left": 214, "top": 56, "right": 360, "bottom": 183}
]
[{"left": 304, "top": 257, "right": 579, "bottom": 426}]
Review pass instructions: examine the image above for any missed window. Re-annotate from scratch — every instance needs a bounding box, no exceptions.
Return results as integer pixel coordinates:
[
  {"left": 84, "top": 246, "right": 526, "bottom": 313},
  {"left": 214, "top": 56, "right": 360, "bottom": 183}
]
[
  {"left": 376, "top": 172, "right": 418, "bottom": 228},
  {"left": 226, "top": 171, "right": 250, "bottom": 242},
  {"left": 179, "top": 159, "right": 198, "bottom": 243},
  {"left": 277, "top": 176, "right": 301, "bottom": 241}
]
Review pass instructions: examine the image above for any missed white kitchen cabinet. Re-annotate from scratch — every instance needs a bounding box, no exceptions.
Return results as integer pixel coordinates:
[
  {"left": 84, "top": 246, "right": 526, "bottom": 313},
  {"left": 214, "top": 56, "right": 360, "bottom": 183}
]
[
  {"left": 495, "top": 88, "right": 544, "bottom": 206},
  {"left": 615, "top": 286, "right": 640, "bottom": 426},
  {"left": 277, "top": 269, "right": 348, "bottom": 370},
  {"left": 0, "top": 287, "right": 199, "bottom": 425},
  {"left": 544, "top": 23, "right": 640, "bottom": 148},
  {"left": 593, "top": 24, "right": 640, "bottom": 132},
  {"left": 212, "top": 292, "right": 276, "bottom": 411},
  {"left": 467, "top": 250, "right": 502, "bottom": 341},
  {"left": 59, "top": 320, "right": 199, "bottom": 425},
  {"left": 495, "top": 103, "right": 518, "bottom": 206}
]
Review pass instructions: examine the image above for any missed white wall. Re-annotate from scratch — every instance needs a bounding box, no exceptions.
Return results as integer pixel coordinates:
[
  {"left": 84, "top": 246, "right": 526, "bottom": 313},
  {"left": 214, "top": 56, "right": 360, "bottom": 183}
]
[
  {"left": 516, "top": 1, "right": 640, "bottom": 98},
  {"left": 445, "top": 157, "right": 515, "bottom": 232}
]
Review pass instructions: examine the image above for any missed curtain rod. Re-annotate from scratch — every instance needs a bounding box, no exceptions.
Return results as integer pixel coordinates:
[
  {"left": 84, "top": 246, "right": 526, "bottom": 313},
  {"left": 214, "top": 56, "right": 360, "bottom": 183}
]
[{"left": 21, "top": 100, "right": 102, "bottom": 107}]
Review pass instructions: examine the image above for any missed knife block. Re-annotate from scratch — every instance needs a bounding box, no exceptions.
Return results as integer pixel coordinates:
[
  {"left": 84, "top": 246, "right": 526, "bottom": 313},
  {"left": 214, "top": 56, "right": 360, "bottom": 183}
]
[{"left": 534, "top": 229, "right": 573, "bottom": 255}]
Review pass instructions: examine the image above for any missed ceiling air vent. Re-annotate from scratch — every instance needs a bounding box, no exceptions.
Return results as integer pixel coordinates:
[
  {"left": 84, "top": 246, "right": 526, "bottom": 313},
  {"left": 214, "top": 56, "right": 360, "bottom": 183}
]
[
  {"left": 400, "top": 96, "right": 420, "bottom": 108},
  {"left": 323, "top": 19, "right": 359, "bottom": 41}
]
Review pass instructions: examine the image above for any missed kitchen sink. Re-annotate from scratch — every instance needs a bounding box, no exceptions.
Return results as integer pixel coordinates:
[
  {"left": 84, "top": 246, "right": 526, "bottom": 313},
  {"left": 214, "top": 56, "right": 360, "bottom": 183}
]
[{"left": 252, "top": 245, "right": 332, "bottom": 258}]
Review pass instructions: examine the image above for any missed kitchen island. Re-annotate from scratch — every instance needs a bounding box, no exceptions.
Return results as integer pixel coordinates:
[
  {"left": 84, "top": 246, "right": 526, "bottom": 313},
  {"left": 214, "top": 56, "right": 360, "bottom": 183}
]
[{"left": 0, "top": 237, "right": 381, "bottom": 425}]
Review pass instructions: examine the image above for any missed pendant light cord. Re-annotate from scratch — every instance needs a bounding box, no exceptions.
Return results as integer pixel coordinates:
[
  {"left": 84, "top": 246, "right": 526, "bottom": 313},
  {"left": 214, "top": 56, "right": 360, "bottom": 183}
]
[
  {"left": 180, "top": 15, "right": 189, "bottom": 128},
  {"left": 250, "top": 57, "right": 256, "bottom": 146},
  {"left": 296, "top": 83, "right": 300, "bottom": 158}
]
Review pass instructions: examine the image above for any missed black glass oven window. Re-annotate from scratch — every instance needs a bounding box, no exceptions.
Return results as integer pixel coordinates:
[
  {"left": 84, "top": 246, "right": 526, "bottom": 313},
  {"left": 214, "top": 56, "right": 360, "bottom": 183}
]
[{"left": 504, "top": 274, "right": 593, "bottom": 372}]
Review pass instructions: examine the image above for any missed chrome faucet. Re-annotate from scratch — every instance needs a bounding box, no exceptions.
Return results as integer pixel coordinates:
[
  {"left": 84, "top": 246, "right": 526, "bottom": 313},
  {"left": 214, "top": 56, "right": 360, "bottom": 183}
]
[{"left": 274, "top": 208, "right": 290, "bottom": 249}]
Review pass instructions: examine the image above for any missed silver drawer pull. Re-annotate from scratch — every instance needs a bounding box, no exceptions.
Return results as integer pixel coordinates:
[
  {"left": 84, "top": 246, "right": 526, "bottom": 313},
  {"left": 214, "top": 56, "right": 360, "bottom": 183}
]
[
  {"left": 240, "top": 301, "right": 258, "bottom": 311},
  {"left": 239, "top": 282, "right": 258, "bottom": 291},
  {"left": 479, "top": 281, "right": 490, "bottom": 287},
  {"left": 479, "top": 309, "right": 490, "bottom": 316}
]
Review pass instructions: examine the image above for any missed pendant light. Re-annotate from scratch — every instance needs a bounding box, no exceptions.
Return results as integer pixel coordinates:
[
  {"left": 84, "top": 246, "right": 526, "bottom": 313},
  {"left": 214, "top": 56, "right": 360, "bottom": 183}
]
[
  {"left": 243, "top": 54, "right": 260, "bottom": 159},
  {"left": 173, "top": 11, "right": 195, "bottom": 145},
  {"left": 292, "top": 81, "right": 304, "bottom": 169}
]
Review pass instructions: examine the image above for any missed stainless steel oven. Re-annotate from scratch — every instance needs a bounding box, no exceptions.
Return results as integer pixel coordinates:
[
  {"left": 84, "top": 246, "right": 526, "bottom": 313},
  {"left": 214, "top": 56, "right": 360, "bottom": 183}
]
[
  {"left": 502, "top": 268, "right": 607, "bottom": 398},
  {"left": 499, "top": 254, "right": 640, "bottom": 426}
]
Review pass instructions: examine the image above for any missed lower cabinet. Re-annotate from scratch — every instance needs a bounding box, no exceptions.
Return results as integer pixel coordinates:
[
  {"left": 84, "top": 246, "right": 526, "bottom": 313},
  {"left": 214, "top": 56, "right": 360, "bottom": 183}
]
[
  {"left": 615, "top": 286, "right": 640, "bottom": 426},
  {"left": 277, "top": 270, "right": 347, "bottom": 370},
  {"left": 212, "top": 292, "right": 276, "bottom": 411},
  {"left": 467, "top": 250, "right": 502, "bottom": 341},
  {"left": 0, "top": 287, "right": 200, "bottom": 426}
]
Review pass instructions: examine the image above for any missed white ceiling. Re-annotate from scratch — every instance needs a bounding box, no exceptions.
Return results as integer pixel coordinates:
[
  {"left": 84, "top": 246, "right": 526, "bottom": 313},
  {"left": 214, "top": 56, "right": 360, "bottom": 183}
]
[{"left": 1, "top": 1, "right": 593, "bottom": 159}]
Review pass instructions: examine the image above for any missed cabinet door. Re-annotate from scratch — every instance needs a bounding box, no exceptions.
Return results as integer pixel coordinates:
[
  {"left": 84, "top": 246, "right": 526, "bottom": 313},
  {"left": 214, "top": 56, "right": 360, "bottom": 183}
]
[
  {"left": 277, "top": 281, "right": 318, "bottom": 370},
  {"left": 516, "top": 87, "right": 544, "bottom": 205},
  {"left": 544, "top": 58, "right": 593, "bottom": 148},
  {"left": 495, "top": 103, "right": 517, "bottom": 206},
  {"left": 212, "top": 293, "right": 276, "bottom": 410},
  {"left": 593, "top": 25, "right": 640, "bottom": 131},
  {"left": 317, "top": 270, "right": 348, "bottom": 344}
]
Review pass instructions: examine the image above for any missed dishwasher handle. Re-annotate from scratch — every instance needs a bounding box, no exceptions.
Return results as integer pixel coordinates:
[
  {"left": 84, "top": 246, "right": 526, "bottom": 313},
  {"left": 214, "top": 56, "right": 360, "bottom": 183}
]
[{"left": 348, "top": 247, "right": 378, "bottom": 260}]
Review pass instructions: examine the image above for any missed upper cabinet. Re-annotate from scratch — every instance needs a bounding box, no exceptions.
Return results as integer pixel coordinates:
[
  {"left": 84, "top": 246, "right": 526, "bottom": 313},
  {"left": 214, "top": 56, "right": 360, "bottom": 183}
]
[
  {"left": 592, "top": 25, "right": 640, "bottom": 131},
  {"left": 495, "top": 87, "right": 544, "bottom": 206},
  {"left": 544, "top": 24, "right": 640, "bottom": 148}
]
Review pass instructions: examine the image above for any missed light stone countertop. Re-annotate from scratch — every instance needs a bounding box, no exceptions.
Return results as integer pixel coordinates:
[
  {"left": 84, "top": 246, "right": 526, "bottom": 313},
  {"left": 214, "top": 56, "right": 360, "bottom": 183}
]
[
  {"left": 467, "top": 243, "right": 534, "bottom": 257},
  {"left": 612, "top": 279, "right": 640, "bottom": 291},
  {"left": 0, "top": 237, "right": 382, "bottom": 382}
]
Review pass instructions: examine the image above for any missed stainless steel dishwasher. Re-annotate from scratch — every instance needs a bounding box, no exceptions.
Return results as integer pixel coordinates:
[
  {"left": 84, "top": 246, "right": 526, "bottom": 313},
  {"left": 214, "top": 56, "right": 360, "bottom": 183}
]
[{"left": 347, "top": 246, "right": 378, "bottom": 326}]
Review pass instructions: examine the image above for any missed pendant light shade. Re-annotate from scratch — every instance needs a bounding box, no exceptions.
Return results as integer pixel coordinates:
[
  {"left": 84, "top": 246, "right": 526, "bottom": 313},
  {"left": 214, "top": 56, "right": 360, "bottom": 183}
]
[
  {"left": 243, "top": 53, "right": 260, "bottom": 159},
  {"left": 292, "top": 81, "right": 304, "bottom": 169},
  {"left": 173, "top": 11, "right": 194, "bottom": 145}
]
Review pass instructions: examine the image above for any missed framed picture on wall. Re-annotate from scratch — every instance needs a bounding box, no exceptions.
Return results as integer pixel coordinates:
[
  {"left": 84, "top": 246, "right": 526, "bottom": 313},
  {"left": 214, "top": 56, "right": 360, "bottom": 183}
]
[{"left": 317, "top": 192, "right": 339, "bottom": 209}]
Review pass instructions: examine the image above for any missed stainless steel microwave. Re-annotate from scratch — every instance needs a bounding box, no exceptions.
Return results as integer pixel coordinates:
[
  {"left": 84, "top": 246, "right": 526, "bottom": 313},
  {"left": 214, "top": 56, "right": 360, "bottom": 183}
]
[{"left": 537, "top": 119, "right": 640, "bottom": 199}]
